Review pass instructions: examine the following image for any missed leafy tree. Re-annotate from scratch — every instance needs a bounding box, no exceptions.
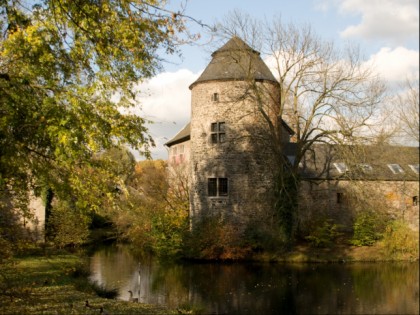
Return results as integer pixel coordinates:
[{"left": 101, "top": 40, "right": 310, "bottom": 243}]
[
  {"left": 48, "top": 199, "right": 90, "bottom": 248},
  {"left": 0, "top": 0, "right": 190, "bottom": 247},
  {"left": 351, "top": 210, "right": 384, "bottom": 246},
  {"left": 107, "top": 160, "right": 189, "bottom": 257}
]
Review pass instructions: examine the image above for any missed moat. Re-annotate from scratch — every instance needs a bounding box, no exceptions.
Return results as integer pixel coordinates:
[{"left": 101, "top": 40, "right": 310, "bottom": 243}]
[{"left": 89, "top": 245, "right": 419, "bottom": 314}]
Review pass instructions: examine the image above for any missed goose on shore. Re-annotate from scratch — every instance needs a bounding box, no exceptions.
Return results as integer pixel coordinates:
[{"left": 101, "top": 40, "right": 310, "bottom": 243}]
[{"left": 128, "top": 290, "right": 139, "bottom": 302}]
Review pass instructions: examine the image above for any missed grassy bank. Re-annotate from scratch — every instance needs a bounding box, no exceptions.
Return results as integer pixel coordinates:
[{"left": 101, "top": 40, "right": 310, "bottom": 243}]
[
  {"left": 0, "top": 253, "right": 174, "bottom": 315},
  {"left": 254, "top": 239, "right": 419, "bottom": 263}
]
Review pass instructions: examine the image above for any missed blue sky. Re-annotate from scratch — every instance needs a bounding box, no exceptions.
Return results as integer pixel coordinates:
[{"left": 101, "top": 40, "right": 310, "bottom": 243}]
[{"left": 132, "top": 0, "right": 419, "bottom": 160}]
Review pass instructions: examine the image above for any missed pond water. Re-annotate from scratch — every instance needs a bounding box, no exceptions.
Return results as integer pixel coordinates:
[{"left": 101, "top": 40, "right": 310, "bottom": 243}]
[{"left": 89, "top": 245, "right": 419, "bottom": 314}]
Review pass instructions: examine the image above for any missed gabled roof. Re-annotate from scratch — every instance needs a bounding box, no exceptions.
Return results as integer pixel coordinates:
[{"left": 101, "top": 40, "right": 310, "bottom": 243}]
[
  {"left": 280, "top": 118, "right": 295, "bottom": 135},
  {"left": 300, "top": 144, "right": 419, "bottom": 181},
  {"left": 189, "top": 36, "right": 278, "bottom": 89},
  {"left": 165, "top": 122, "right": 190, "bottom": 147}
]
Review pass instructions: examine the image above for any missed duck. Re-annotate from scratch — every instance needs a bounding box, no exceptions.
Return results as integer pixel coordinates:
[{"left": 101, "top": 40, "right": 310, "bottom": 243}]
[
  {"left": 128, "top": 290, "right": 139, "bottom": 302},
  {"left": 86, "top": 300, "right": 109, "bottom": 313}
]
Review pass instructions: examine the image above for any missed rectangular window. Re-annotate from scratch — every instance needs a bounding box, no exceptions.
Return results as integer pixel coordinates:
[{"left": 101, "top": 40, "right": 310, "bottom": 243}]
[
  {"left": 211, "top": 92, "right": 219, "bottom": 102},
  {"left": 287, "top": 155, "right": 296, "bottom": 166},
  {"left": 413, "top": 196, "right": 418, "bottom": 206},
  {"left": 211, "top": 122, "right": 226, "bottom": 144},
  {"left": 208, "top": 178, "right": 228, "bottom": 197},
  {"left": 337, "top": 192, "right": 344, "bottom": 204},
  {"left": 208, "top": 178, "right": 218, "bottom": 196},
  {"left": 218, "top": 178, "right": 228, "bottom": 196}
]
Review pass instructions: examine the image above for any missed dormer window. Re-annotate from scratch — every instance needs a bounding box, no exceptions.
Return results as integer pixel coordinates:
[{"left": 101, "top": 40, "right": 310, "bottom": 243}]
[
  {"left": 409, "top": 164, "right": 419, "bottom": 174},
  {"left": 334, "top": 162, "right": 348, "bottom": 174},
  {"left": 359, "top": 163, "right": 373, "bottom": 172},
  {"left": 388, "top": 164, "right": 404, "bottom": 174},
  {"left": 211, "top": 93, "right": 219, "bottom": 102}
]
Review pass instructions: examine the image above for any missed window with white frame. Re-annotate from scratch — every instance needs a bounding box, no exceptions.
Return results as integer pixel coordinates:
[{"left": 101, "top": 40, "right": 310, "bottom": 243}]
[{"left": 178, "top": 144, "right": 184, "bottom": 161}]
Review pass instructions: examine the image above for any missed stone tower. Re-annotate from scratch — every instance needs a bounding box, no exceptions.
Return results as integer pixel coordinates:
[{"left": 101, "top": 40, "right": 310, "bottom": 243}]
[{"left": 188, "top": 37, "right": 292, "bottom": 229}]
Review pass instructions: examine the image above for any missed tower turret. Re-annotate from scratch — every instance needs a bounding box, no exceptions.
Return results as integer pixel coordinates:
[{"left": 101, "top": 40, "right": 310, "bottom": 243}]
[{"left": 189, "top": 37, "right": 288, "bottom": 230}]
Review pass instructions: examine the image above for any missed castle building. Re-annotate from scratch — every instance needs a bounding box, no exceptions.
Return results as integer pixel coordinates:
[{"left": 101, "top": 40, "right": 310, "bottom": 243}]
[
  {"left": 167, "top": 37, "right": 295, "bottom": 230},
  {"left": 166, "top": 37, "right": 419, "bottom": 232}
]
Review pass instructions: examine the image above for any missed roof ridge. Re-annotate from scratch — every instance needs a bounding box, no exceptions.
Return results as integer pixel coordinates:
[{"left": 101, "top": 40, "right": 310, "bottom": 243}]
[
  {"left": 211, "top": 36, "right": 259, "bottom": 57},
  {"left": 189, "top": 36, "right": 278, "bottom": 89}
]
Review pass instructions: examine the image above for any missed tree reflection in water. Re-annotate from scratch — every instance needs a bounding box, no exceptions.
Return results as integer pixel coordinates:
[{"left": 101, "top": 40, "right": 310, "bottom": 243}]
[{"left": 90, "top": 245, "right": 419, "bottom": 314}]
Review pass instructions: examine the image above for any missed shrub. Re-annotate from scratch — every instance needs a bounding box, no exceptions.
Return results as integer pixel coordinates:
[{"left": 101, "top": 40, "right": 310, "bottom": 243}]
[
  {"left": 305, "top": 219, "right": 343, "bottom": 247},
  {"left": 185, "top": 215, "right": 253, "bottom": 260},
  {"left": 351, "top": 211, "right": 386, "bottom": 246},
  {"left": 48, "top": 201, "right": 90, "bottom": 248},
  {"left": 382, "top": 220, "right": 419, "bottom": 260},
  {"left": 151, "top": 207, "right": 189, "bottom": 259}
]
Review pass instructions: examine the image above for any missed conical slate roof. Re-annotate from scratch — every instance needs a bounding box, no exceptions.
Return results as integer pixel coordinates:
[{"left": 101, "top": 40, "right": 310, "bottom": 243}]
[{"left": 189, "top": 37, "right": 278, "bottom": 89}]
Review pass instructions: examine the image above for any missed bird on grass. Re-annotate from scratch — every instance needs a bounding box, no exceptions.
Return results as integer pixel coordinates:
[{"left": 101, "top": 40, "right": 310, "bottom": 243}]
[
  {"left": 128, "top": 290, "right": 139, "bottom": 302},
  {"left": 85, "top": 300, "right": 109, "bottom": 314}
]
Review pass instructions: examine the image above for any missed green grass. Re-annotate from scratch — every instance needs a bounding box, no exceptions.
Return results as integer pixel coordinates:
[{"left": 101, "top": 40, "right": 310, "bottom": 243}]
[{"left": 0, "top": 253, "right": 174, "bottom": 315}]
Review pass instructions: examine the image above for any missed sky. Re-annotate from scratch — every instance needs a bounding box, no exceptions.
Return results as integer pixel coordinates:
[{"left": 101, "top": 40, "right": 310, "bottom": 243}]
[{"left": 132, "top": 0, "right": 419, "bottom": 160}]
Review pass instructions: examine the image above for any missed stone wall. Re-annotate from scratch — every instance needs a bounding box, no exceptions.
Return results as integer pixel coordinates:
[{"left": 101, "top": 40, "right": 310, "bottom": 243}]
[
  {"left": 169, "top": 141, "right": 190, "bottom": 165},
  {"left": 298, "top": 179, "right": 419, "bottom": 233},
  {"left": 189, "top": 79, "right": 282, "bottom": 229},
  {"left": 26, "top": 193, "right": 45, "bottom": 240}
]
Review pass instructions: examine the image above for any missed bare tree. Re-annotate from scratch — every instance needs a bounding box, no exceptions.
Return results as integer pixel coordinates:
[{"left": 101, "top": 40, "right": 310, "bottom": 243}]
[
  {"left": 214, "top": 11, "right": 387, "bottom": 171},
  {"left": 209, "top": 12, "right": 388, "bottom": 241},
  {"left": 395, "top": 79, "right": 419, "bottom": 145}
]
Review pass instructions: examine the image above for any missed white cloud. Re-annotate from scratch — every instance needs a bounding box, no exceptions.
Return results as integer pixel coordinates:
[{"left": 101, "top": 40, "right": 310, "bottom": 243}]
[
  {"left": 338, "top": 0, "right": 419, "bottom": 44},
  {"left": 366, "top": 47, "right": 419, "bottom": 82},
  {"left": 133, "top": 69, "right": 198, "bottom": 123},
  {"left": 131, "top": 69, "right": 200, "bottom": 160}
]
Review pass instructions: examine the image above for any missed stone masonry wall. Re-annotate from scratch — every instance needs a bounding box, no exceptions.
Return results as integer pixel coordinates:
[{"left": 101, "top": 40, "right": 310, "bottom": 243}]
[
  {"left": 298, "top": 180, "right": 419, "bottom": 233},
  {"left": 189, "top": 80, "right": 281, "bottom": 229}
]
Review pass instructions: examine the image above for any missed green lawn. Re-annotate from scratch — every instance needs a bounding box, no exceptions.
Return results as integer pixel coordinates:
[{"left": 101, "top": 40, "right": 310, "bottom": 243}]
[{"left": 0, "top": 253, "right": 176, "bottom": 315}]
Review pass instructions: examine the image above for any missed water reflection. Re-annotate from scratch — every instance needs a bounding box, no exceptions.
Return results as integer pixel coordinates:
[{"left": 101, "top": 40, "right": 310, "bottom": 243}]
[{"left": 90, "top": 245, "right": 419, "bottom": 314}]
